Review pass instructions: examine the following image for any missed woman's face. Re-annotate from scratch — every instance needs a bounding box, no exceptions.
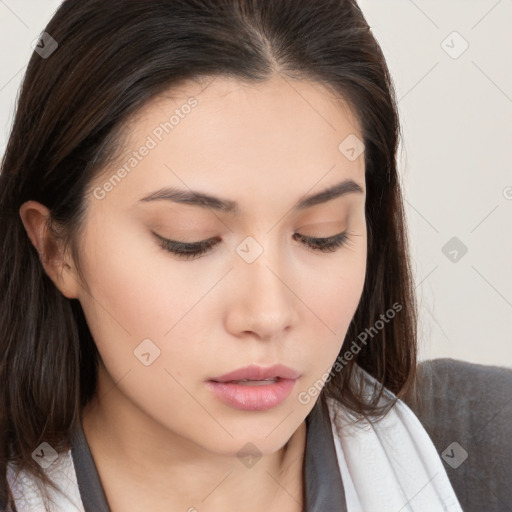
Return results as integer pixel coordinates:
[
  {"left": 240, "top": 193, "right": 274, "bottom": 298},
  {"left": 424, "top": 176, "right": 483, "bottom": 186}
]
[{"left": 75, "top": 75, "right": 367, "bottom": 456}]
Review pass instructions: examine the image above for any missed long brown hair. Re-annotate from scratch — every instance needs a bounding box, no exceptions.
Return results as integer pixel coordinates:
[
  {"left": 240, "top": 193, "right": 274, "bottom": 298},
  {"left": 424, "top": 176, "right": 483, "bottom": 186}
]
[{"left": 0, "top": 0, "right": 418, "bottom": 508}]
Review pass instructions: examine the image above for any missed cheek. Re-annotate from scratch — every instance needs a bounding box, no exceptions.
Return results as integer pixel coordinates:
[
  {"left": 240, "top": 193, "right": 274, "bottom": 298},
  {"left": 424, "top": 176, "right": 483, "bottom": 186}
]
[
  {"left": 307, "top": 237, "right": 366, "bottom": 316},
  {"left": 299, "top": 244, "right": 367, "bottom": 371},
  {"left": 75, "top": 219, "right": 218, "bottom": 379}
]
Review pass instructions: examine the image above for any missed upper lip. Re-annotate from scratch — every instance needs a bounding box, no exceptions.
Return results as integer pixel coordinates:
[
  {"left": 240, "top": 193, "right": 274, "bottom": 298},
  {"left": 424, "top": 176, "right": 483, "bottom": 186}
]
[{"left": 209, "top": 364, "right": 300, "bottom": 383}]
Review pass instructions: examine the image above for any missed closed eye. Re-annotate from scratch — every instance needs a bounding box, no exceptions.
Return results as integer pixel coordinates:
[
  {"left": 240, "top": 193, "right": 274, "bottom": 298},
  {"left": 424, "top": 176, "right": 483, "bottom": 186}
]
[{"left": 152, "top": 231, "right": 353, "bottom": 260}]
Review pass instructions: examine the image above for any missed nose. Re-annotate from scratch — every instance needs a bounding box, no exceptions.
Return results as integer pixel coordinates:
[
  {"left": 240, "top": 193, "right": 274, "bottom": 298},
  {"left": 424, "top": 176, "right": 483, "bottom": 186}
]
[{"left": 223, "top": 239, "right": 301, "bottom": 342}]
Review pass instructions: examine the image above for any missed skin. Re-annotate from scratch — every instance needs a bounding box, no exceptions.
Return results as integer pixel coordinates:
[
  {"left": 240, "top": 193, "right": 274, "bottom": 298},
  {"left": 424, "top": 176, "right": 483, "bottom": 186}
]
[{"left": 19, "top": 75, "right": 367, "bottom": 511}]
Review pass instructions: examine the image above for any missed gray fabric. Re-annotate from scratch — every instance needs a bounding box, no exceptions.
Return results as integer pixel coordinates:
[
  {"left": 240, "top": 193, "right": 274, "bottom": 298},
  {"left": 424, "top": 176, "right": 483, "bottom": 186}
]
[
  {"left": 69, "top": 420, "right": 110, "bottom": 511},
  {"left": 402, "top": 357, "right": 512, "bottom": 512},
  {"left": 303, "top": 395, "right": 347, "bottom": 511},
  {"left": 69, "top": 395, "right": 347, "bottom": 511}
]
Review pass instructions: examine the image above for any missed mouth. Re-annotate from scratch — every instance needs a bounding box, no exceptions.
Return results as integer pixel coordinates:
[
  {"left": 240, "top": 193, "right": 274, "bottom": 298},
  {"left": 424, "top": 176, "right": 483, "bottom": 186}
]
[
  {"left": 224, "top": 378, "right": 281, "bottom": 385},
  {"left": 206, "top": 364, "right": 301, "bottom": 411}
]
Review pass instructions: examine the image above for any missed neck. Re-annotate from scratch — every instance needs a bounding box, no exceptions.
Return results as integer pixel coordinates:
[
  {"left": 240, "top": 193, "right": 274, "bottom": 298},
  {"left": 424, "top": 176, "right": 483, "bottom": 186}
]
[{"left": 81, "top": 363, "right": 307, "bottom": 512}]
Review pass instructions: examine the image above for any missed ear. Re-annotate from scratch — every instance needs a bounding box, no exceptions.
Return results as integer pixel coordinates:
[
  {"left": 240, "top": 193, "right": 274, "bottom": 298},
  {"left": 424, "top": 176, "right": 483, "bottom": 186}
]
[{"left": 18, "top": 200, "right": 80, "bottom": 299}]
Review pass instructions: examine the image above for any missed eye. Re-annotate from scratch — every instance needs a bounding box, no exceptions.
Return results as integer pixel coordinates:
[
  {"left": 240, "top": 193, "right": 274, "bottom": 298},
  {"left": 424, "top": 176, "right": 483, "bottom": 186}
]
[
  {"left": 292, "top": 231, "right": 350, "bottom": 253},
  {"left": 153, "top": 232, "right": 220, "bottom": 260},
  {"left": 153, "top": 231, "right": 351, "bottom": 260}
]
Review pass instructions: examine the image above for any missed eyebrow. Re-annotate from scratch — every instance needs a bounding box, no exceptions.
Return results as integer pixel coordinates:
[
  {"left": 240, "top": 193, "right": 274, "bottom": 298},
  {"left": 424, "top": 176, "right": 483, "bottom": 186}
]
[{"left": 138, "top": 178, "right": 364, "bottom": 214}]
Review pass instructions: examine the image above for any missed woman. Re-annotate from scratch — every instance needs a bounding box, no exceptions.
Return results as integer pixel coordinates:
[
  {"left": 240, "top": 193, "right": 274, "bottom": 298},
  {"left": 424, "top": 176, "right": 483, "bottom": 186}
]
[{"left": 1, "top": 1, "right": 510, "bottom": 511}]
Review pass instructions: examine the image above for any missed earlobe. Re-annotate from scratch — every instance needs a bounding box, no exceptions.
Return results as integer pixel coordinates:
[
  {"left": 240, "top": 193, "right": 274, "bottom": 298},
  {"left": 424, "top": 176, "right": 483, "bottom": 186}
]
[{"left": 18, "top": 200, "right": 80, "bottom": 299}]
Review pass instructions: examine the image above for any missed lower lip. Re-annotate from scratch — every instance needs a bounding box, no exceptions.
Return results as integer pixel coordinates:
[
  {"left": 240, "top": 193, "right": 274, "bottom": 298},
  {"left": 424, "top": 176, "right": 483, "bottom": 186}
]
[{"left": 206, "top": 378, "right": 297, "bottom": 411}]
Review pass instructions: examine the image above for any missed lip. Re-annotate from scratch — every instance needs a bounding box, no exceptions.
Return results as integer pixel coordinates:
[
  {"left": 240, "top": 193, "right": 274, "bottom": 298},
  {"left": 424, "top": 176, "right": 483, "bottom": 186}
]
[
  {"left": 209, "top": 364, "right": 301, "bottom": 383},
  {"left": 206, "top": 364, "right": 300, "bottom": 411},
  {"left": 206, "top": 379, "right": 297, "bottom": 411}
]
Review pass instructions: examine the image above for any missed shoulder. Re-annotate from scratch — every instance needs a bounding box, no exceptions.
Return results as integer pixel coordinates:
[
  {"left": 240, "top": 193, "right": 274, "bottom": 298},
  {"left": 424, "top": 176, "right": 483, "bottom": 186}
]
[
  {"left": 403, "top": 357, "right": 512, "bottom": 511},
  {"left": 416, "top": 356, "right": 512, "bottom": 391},
  {"left": 404, "top": 357, "right": 512, "bottom": 432}
]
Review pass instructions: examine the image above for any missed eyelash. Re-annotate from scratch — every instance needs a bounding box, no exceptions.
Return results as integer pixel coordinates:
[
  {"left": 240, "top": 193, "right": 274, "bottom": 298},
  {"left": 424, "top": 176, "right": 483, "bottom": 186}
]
[{"left": 153, "top": 231, "right": 351, "bottom": 260}]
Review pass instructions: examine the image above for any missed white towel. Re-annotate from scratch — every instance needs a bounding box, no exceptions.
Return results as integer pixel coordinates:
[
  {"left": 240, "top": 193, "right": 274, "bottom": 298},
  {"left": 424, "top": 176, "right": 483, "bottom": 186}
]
[
  {"left": 7, "top": 447, "right": 84, "bottom": 511},
  {"left": 326, "top": 367, "right": 464, "bottom": 511}
]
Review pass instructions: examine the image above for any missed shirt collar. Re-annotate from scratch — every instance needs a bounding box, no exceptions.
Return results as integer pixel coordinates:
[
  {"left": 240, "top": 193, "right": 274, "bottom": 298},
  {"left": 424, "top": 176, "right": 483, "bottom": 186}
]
[
  {"left": 70, "top": 395, "right": 347, "bottom": 511},
  {"left": 303, "top": 395, "right": 347, "bottom": 511}
]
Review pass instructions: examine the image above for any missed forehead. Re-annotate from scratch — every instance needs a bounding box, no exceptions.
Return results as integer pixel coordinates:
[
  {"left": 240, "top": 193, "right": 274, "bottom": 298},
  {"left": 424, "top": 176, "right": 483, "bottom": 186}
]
[{"left": 88, "top": 75, "right": 365, "bottom": 215}]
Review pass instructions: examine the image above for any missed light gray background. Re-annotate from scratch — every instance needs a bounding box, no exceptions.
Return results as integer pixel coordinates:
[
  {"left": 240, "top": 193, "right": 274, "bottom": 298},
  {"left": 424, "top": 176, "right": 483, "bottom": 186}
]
[{"left": 1, "top": 1, "right": 511, "bottom": 367}]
